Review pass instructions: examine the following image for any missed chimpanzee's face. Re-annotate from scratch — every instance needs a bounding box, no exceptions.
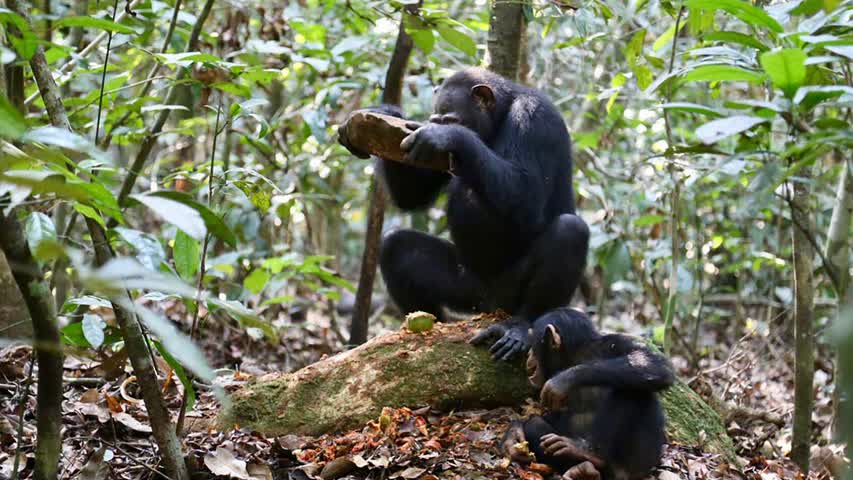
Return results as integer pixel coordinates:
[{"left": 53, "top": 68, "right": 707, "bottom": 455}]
[
  {"left": 429, "top": 83, "right": 496, "bottom": 141},
  {"left": 526, "top": 351, "right": 546, "bottom": 388}
]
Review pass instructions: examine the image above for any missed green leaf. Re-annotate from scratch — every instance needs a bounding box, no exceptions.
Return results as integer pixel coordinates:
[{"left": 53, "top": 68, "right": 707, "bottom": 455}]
[
  {"left": 114, "top": 227, "right": 165, "bottom": 270},
  {"left": 703, "top": 31, "right": 769, "bottom": 51},
  {"left": 634, "top": 215, "right": 666, "bottom": 227},
  {"left": 695, "top": 115, "right": 767, "bottom": 144},
  {"left": 436, "top": 25, "right": 476, "bottom": 56},
  {"left": 652, "top": 23, "right": 679, "bottom": 52},
  {"left": 132, "top": 193, "right": 207, "bottom": 240},
  {"left": 153, "top": 340, "right": 196, "bottom": 410},
  {"left": 61, "top": 322, "right": 89, "bottom": 347},
  {"left": 117, "top": 299, "right": 215, "bottom": 382},
  {"left": 633, "top": 65, "right": 653, "bottom": 90},
  {"left": 759, "top": 48, "right": 807, "bottom": 99},
  {"left": 82, "top": 313, "right": 106, "bottom": 349},
  {"left": 174, "top": 229, "right": 201, "bottom": 280},
  {"left": 24, "top": 212, "right": 56, "bottom": 261},
  {"left": 243, "top": 268, "right": 270, "bottom": 295},
  {"left": 146, "top": 191, "right": 237, "bottom": 246},
  {"left": 73, "top": 203, "right": 105, "bottom": 228},
  {"left": 0, "top": 95, "right": 26, "bottom": 139},
  {"left": 54, "top": 15, "right": 136, "bottom": 34},
  {"left": 624, "top": 29, "right": 646, "bottom": 67},
  {"left": 409, "top": 28, "right": 435, "bottom": 54},
  {"left": 682, "top": 64, "right": 765, "bottom": 83},
  {"left": 684, "top": 0, "right": 783, "bottom": 33}
]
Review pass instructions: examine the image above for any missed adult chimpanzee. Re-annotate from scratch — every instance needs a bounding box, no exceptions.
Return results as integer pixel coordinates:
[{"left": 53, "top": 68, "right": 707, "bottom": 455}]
[
  {"left": 503, "top": 308, "right": 674, "bottom": 480},
  {"left": 338, "top": 67, "right": 589, "bottom": 360}
]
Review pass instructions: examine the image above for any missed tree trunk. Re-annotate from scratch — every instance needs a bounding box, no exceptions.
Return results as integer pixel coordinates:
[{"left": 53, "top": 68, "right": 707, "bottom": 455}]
[
  {"left": 223, "top": 319, "right": 734, "bottom": 457},
  {"left": 0, "top": 210, "right": 63, "bottom": 480},
  {"left": 790, "top": 170, "right": 816, "bottom": 474},
  {"left": 825, "top": 158, "right": 852, "bottom": 440},
  {"left": 485, "top": 0, "right": 526, "bottom": 81},
  {"left": 350, "top": 2, "right": 420, "bottom": 345}
]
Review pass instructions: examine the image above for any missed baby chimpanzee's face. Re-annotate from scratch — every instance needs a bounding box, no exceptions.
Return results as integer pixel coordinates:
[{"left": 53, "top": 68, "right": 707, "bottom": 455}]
[{"left": 526, "top": 350, "right": 546, "bottom": 388}]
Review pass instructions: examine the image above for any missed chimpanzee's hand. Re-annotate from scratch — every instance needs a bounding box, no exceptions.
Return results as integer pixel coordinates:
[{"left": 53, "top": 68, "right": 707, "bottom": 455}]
[
  {"left": 540, "top": 370, "right": 575, "bottom": 410},
  {"left": 470, "top": 318, "right": 530, "bottom": 362},
  {"left": 337, "top": 111, "right": 372, "bottom": 159},
  {"left": 400, "top": 123, "right": 461, "bottom": 166}
]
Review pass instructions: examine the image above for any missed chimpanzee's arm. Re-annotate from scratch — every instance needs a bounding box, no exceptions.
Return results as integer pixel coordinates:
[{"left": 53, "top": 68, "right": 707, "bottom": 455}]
[
  {"left": 445, "top": 100, "right": 569, "bottom": 234},
  {"left": 549, "top": 338, "right": 674, "bottom": 394},
  {"left": 339, "top": 104, "right": 450, "bottom": 211}
]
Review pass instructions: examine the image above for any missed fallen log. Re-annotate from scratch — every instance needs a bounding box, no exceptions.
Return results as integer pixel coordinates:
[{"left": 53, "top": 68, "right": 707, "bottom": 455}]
[
  {"left": 221, "top": 318, "right": 734, "bottom": 457},
  {"left": 339, "top": 111, "right": 451, "bottom": 171}
]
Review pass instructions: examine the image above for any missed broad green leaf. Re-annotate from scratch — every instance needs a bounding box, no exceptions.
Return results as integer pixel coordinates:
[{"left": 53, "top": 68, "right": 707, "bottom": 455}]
[
  {"left": 682, "top": 64, "right": 765, "bottom": 83},
  {"left": 54, "top": 16, "right": 136, "bottom": 34},
  {"left": 61, "top": 322, "right": 89, "bottom": 347},
  {"left": 703, "top": 31, "right": 769, "bottom": 51},
  {"left": 0, "top": 95, "right": 26, "bottom": 139},
  {"left": 115, "top": 227, "right": 165, "bottom": 271},
  {"left": 793, "top": 85, "right": 853, "bottom": 108},
  {"left": 174, "top": 229, "right": 201, "bottom": 280},
  {"left": 409, "top": 29, "right": 435, "bottom": 54},
  {"left": 624, "top": 29, "right": 646, "bottom": 67},
  {"left": 117, "top": 298, "right": 215, "bottom": 382},
  {"left": 436, "top": 25, "right": 477, "bottom": 56},
  {"left": 24, "top": 212, "right": 56, "bottom": 260},
  {"left": 145, "top": 191, "right": 237, "bottom": 247},
  {"left": 652, "top": 22, "right": 680, "bottom": 52},
  {"left": 684, "top": 0, "right": 783, "bottom": 33},
  {"left": 73, "top": 203, "right": 106, "bottom": 228},
  {"left": 759, "top": 48, "right": 807, "bottom": 98},
  {"left": 659, "top": 102, "right": 724, "bottom": 117},
  {"left": 634, "top": 65, "right": 654, "bottom": 90},
  {"left": 634, "top": 215, "right": 665, "bottom": 227},
  {"left": 132, "top": 193, "right": 207, "bottom": 240},
  {"left": 154, "top": 340, "right": 196, "bottom": 410},
  {"left": 695, "top": 115, "right": 767, "bottom": 144},
  {"left": 82, "top": 313, "right": 106, "bottom": 348},
  {"left": 244, "top": 268, "right": 270, "bottom": 295}
]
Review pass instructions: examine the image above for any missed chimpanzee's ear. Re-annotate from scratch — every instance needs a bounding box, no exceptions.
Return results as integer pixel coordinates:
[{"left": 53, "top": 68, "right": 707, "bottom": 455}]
[
  {"left": 545, "top": 324, "right": 562, "bottom": 351},
  {"left": 471, "top": 84, "right": 496, "bottom": 110}
]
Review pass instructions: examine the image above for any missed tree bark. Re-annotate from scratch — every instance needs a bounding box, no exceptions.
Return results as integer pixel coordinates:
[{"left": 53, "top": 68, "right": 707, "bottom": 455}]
[
  {"left": 790, "top": 169, "right": 816, "bottom": 474},
  {"left": 224, "top": 319, "right": 735, "bottom": 458},
  {"left": 350, "top": 2, "right": 421, "bottom": 346},
  {"left": 824, "top": 158, "right": 852, "bottom": 440},
  {"left": 0, "top": 209, "right": 63, "bottom": 480},
  {"left": 485, "top": 0, "right": 527, "bottom": 81}
]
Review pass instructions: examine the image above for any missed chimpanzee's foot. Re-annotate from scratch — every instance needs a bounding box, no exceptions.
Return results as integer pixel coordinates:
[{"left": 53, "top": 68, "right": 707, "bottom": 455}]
[
  {"left": 470, "top": 317, "right": 529, "bottom": 361},
  {"left": 562, "top": 461, "right": 601, "bottom": 480}
]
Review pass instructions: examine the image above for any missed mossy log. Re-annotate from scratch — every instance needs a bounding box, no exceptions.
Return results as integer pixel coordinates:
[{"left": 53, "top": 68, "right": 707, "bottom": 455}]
[
  {"left": 222, "top": 319, "right": 733, "bottom": 456},
  {"left": 341, "top": 111, "right": 451, "bottom": 171}
]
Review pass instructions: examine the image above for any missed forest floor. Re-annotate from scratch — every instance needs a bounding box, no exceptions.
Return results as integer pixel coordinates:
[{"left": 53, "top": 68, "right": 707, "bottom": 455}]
[{"left": 0, "top": 299, "right": 847, "bottom": 480}]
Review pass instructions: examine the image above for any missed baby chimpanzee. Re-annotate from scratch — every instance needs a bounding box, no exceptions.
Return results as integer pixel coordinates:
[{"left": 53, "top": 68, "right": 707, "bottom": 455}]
[{"left": 503, "top": 308, "right": 674, "bottom": 480}]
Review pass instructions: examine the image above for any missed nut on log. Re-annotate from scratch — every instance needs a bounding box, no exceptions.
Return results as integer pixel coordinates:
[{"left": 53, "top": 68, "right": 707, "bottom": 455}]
[{"left": 341, "top": 111, "right": 451, "bottom": 171}]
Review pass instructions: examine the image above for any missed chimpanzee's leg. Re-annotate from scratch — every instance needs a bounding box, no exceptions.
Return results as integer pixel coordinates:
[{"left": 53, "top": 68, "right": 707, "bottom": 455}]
[
  {"left": 587, "top": 390, "right": 666, "bottom": 479},
  {"left": 477, "top": 214, "right": 589, "bottom": 360},
  {"left": 517, "top": 213, "right": 590, "bottom": 317},
  {"left": 380, "top": 229, "right": 485, "bottom": 321}
]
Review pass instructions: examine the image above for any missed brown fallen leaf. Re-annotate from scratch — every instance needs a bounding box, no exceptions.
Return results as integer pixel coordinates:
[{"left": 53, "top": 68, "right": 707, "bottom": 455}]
[
  {"left": 391, "top": 467, "right": 426, "bottom": 479},
  {"left": 204, "top": 447, "right": 254, "bottom": 480},
  {"left": 112, "top": 412, "right": 152, "bottom": 433}
]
